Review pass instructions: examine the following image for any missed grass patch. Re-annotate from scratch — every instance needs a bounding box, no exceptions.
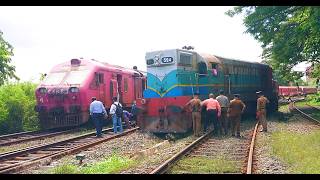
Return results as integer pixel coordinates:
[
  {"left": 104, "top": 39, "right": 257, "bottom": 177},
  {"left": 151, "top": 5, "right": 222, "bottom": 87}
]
[
  {"left": 51, "top": 153, "right": 137, "bottom": 174},
  {"left": 271, "top": 130, "right": 320, "bottom": 173},
  {"left": 169, "top": 156, "right": 238, "bottom": 174}
]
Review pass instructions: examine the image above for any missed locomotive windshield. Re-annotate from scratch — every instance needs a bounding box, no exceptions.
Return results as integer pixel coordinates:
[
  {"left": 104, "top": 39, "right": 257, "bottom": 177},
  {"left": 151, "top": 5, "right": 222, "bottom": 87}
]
[
  {"left": 42, "top": 72, "right": 66, "bottom": 85},
  {"left": 42, "top": 70, "right": 90, "bottom": 85},
  {"left": 63, "top": 70, "right": 90, "bottom": 85}
]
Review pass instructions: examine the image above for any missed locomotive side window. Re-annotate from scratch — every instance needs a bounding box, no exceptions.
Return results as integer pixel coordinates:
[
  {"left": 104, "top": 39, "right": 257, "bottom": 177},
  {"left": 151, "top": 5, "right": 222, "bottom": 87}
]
[
  {"left": 179, "top": 53, "right": 192, "bottom": 66},
  {"left": 124, "top": 78, "right": 128, "bottom": 93}
]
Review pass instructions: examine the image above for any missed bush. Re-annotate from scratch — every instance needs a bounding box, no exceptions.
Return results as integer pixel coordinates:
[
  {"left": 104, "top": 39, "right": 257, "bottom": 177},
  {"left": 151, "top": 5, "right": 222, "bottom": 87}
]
[{"left": 0, "top": 82, "right": 39, "bottom": 134}]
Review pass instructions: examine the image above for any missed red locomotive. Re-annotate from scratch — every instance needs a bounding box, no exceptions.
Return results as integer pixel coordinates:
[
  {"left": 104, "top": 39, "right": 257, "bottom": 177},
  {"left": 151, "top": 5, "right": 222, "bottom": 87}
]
[{"left": 35, "top": 58, "right": 146, "bottom": 129}]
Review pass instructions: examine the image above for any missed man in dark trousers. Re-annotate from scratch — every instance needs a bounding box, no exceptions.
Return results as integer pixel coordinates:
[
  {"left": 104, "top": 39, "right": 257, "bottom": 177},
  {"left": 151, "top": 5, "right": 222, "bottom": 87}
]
[
  {"left": 89, "top": 97, "right": 107, "bottom": 137},
  {"left": 109, "top": 97, "right": 123, "bottom": 133},
  {"left": 216, "top": 90, "right": 230, "bottom": 135},
  {"left": 201, "top": 93, "right": 221, "bottom": 136},
  {"left": 227, "top": 94, "right": 246, "bottom": 138}
]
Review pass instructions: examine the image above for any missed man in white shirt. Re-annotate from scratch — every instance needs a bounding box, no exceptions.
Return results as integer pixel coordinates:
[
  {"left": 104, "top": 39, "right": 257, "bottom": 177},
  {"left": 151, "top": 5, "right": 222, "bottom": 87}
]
[
  {"left": 89, "top": 97, "right": 107, "bottom": 137},
  {"left": 109, "top": 97, "right": 123, "bottom": 133}
]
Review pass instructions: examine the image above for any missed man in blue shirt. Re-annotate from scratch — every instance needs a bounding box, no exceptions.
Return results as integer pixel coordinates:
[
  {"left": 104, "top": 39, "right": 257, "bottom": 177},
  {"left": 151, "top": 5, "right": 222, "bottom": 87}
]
[{"left": 90, "top": 97, "right": 107, "bottom": 137}]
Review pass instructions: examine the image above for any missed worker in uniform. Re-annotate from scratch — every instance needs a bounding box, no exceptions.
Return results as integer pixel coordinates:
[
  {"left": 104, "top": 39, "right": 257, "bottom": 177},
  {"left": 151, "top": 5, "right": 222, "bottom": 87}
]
[
  {"left": 227, "top": 94, "right": 246, "bottom": 138},
  {"left": 185, "top": 92, "right": 202, "bottom": 137},
  {"left": 256, "top": 91, "right": 270, "bottom": 132},
  {"left": 89, "top": 97, "right": 107, "bottom": 138},
  {"left": 201, "top": 93, "right": 221, "bottom": 136},
  {"left": 216, "top": 90, "right": 230, "bottom": 136}
]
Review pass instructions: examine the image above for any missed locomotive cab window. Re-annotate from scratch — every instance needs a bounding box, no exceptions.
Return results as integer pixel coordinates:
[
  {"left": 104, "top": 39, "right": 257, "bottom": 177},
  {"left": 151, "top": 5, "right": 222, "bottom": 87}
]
[
  {"left": 211, "top": 63, "right": 218, "bottom": 76},
  {"left": 179, "top": 53, "right": 192, "bottom": 66},
  {"left": 197, "top": 62, "right": 207, "bottom": 75},
  {"left": 94, "top": 72, "right": 104, "bottom": 86}
]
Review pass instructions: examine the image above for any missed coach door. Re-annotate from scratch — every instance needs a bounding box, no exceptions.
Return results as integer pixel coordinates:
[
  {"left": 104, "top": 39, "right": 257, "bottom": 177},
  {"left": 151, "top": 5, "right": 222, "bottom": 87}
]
[
  {"left": 134, "top": 77, "right": 144, "bottom": 100},
  {"left": 110, "top": 79, "right": 118, "bottom": 100}
]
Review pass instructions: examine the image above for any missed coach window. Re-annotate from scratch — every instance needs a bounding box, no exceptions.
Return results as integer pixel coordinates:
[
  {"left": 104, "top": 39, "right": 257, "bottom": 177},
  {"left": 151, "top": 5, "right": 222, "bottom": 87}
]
[{"left": 124, "top": 78, "right": 128, "bottom": 93}]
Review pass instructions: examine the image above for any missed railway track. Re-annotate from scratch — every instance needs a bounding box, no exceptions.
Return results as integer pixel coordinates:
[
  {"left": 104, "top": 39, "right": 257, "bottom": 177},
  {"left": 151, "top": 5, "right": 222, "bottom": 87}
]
[
  {"left": 0, "top": 129, "right": 77, "bottom": 147},
  {"left": 150, "top": 122, "right": 259, "bottom": 174},
  {"left": 292, "top": 101, "right": 320, "bottom": 124},
  {"left": 0, "top": 127, "right": 138, "bottom": 174}
]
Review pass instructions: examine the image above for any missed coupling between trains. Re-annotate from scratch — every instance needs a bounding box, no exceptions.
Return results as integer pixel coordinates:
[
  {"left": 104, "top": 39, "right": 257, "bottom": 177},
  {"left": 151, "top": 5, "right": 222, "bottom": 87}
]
[{"left": 34, "top": 48, "right": 317, "bottom": 133}]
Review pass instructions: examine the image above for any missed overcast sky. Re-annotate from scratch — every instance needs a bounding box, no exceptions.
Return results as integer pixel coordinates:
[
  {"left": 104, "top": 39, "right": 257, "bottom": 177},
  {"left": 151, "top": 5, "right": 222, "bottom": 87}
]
[{"left": 0, "top": 6, "right": 307, "bottom": 82}]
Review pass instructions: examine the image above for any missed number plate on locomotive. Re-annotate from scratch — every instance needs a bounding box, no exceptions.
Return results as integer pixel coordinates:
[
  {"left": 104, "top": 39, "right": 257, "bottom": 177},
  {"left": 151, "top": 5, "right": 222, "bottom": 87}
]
[{"left": 161, "top": 57, "right": 174, "bottom": 63}]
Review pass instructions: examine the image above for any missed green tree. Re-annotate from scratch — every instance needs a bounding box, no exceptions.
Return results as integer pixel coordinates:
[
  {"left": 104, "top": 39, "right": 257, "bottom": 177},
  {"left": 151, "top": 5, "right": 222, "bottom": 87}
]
[
  {"left": 0, "top": 30, "right": 19, "bottom": 85},
  {"left": 226, "top": 6, "right": 320, "bottom": 82}
]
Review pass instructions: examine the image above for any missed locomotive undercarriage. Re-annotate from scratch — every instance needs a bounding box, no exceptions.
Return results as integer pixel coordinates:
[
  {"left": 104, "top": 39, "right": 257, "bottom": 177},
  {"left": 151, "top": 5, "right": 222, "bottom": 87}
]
[{"left": 37, "top": 106, "right": 88, "bottom": 129}]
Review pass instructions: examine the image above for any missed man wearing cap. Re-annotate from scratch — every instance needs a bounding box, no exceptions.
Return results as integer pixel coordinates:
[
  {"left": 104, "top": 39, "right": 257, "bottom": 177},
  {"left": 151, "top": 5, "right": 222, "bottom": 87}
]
[
  {"left": 216, "top": 90, "right": 230, "bottom": 135},
  {"left": 201, "top": 93, "right": 221, "bottom": 136},
  {"left": 228, "top": 94, "right": 246, "bottom": 138},
  {"left": 185, "top": 93, "right": 202, "bottom": 137},
  {"left": 256, "top": 91, "right": 270, "bottom": 132},
  {"left": 89, "top": 97, "right": 107, "bottom": 137}
]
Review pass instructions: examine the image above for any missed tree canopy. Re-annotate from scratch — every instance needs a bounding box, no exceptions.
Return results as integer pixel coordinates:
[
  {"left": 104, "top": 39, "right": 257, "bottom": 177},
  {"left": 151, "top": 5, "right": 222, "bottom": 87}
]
[
  {"left": 0, "top": 30, "right": 19, "bottom": 85},
  {"left": 226, "top": 6, "right": 320, "bottom": 83}
]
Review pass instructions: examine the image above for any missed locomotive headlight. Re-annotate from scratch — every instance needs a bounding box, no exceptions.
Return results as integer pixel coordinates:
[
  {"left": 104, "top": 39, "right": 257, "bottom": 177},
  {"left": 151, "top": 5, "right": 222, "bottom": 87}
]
[
  {"left": 69, "top": 87, "right": 80, "bottom": 93},
  {"left": 72, "top": 96, "right": 77, "bottom": 100},
  {"left": 38, "top": 87, "right": 47, "bottom": 94}
]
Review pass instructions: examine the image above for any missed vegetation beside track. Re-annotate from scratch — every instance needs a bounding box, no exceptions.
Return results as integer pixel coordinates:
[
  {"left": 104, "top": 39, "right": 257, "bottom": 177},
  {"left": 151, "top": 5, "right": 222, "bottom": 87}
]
[
  {"left": 271, "top": 130, "right": 320, "bottom": 173},
  {"left": 51, "top": 153, "right": 137, "bottom": 174},
  {"left": 169, "top": 156, "right": 238, "bottom": 174},
  {"left": 0, "top": 82, "right": 39, "bottom": 135}
]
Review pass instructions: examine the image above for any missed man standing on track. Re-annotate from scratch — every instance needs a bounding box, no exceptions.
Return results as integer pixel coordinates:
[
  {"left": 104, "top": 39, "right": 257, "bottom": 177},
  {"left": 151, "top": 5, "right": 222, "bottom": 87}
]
[
  {"left": 201, "top": 93, "right": 221, "bottom": 136},
  {"left": 256, "top": 91, "right": 270, "bottom": 132},
  {"left": 89, "top": 97, "right": 107, "bottom": 138},
  {"left": 227, "top": 94, "right": 246, "bottom": 138},
  {"left": 216, "top": 90, "right": 230, "bottom": 136},
  {"left": 185, "top": 92, "right": 202, "bottom": 137}
]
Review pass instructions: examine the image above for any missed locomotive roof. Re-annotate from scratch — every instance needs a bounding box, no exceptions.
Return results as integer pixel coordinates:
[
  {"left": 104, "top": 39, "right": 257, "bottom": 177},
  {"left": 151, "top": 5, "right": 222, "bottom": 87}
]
[
  {"left": 214, "top": 55, "right": 269, "bottom": 68},
  {"left": 88, "top": 59, "right": 146, "bottom": 75}
]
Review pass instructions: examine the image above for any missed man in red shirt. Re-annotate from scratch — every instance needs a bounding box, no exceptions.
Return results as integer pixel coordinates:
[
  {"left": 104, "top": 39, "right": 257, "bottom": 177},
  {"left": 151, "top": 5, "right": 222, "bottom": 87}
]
[{"left": 201, "top": 93, "right": 221, "bottom": 136}]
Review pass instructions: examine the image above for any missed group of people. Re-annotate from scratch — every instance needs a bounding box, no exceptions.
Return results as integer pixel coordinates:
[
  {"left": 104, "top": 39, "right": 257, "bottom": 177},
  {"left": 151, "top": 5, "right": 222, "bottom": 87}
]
[
  {"left": 185, "top": 90, "right": 269, "bottom": 138},
  {"left": 89, "top": 90, "right": 270, "bottom": 138},
  {"left": 89, "top": 97, "right": 137, "bottom": 137}
]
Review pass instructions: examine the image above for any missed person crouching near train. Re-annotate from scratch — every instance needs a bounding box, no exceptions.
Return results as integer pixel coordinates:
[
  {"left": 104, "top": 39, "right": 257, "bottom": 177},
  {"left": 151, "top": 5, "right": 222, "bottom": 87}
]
[
  {"left": 216, "top": 90, "right": 230, "bottom": 136},
  {"left": 123, "top": 110, "right": 133, "bottom": 129},
  {"left": 184, "top": 92, "right": 202, "bottom": 137},
  {"left": 256, "top": 91, "right": 270, "bottom": 132},
  {"left": 90, "top": 97, "right": 107, "bottom": 138},
  {"left": 227, "top": 94, "right": 246, "bottom": 138},
  {"left": 109, "top": 97, "right": 123, "bottom": 133},
  {"left": 201, "top": 93, "right": 221, "bottom": 136}
]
